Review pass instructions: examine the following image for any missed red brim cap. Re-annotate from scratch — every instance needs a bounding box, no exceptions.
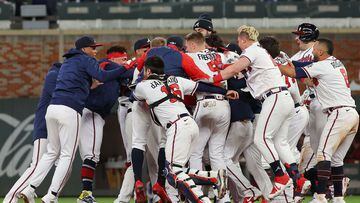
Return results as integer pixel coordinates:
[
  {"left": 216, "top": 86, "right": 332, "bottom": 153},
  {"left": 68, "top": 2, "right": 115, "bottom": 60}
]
[{"left": 92, "top": 43, "right": 103, "bottom": 47}]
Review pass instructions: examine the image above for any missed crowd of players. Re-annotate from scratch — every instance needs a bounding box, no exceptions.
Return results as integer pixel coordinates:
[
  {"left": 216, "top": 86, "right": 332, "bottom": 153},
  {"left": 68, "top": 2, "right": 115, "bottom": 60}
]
[{"left": 3, "top": 13, "right": 359, "bottom": 203}]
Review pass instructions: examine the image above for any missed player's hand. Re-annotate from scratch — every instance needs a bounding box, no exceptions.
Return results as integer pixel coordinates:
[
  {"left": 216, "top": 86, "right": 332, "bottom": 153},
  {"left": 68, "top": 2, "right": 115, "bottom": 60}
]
[
  {"left": 90, "top": 79, "right": 103, "bottom": 89},
  {"left": 226, "top": 90, "right": 239, "bottom": 100}
]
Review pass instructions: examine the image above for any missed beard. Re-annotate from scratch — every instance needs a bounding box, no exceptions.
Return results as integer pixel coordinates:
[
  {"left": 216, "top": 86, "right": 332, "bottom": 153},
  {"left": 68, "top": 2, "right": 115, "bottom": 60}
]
[{"left": 313, "top": 54, "right": 319, "bottom": 62}]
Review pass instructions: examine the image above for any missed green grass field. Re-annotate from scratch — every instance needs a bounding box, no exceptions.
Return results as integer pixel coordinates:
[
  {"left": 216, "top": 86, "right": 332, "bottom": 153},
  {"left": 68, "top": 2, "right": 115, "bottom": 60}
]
[{"left": 1, "top": 196, "right": 360, "bottom": 203}]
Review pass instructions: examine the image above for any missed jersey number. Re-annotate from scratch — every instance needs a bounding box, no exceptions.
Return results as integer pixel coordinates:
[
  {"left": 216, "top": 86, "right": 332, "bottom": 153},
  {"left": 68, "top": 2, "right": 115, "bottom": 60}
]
[
  {"left": 160, "top": 84, "right": 182, "bottom": 103},
  {"left": 206, "top": 54, "right": 223, "bottom": 72},
  {"left": 340, "top": 68, "right": 350, "bottom": 88}
]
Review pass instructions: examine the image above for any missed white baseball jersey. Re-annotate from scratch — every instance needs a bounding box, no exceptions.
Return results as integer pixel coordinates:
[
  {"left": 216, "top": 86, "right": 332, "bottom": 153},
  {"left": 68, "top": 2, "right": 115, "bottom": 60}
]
[
  {"left": 240, "top": 42, "right": 286, "bottom": 99},
  {"left": 133, "top": 76, "right": 197, "bottom": 127},
  {"left": 290, "top": 46, "right": 314, "bottom": 62},
  {"left": 301, "top": 56, "right": 355, "bottom": 110},
  {"left": 186, "top": 49, "right": 228, "bottom": 98},
  {"left": 275, "top": 51, "right": 302, "bottom": 104}
]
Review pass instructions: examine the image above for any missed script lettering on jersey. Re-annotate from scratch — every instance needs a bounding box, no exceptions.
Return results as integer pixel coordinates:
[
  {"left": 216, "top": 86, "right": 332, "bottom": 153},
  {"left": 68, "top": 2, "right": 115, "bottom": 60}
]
[
  {"left": 0, "top": 114, "right": 34, "bottom": 178},
  {"left": 150, "top": 80, "right": 163, "bottom": 89},
  {"left": 197, "top": 53, "right": 216, "bottom": 61}
]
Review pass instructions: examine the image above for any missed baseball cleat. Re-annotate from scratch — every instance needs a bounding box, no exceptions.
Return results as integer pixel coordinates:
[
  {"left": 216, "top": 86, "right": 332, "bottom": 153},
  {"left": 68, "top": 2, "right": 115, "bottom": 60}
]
[
  {"left": 135, "top": 180, "right": 147, "bottom": 203},
  {"left": 296, "top": 175, "right": 311, "bottom": 194},
  {"left": 268, "top": 173, "right": 292, "bottom": 199},
  {"left": 19, "top": 186, "right": 36, "bottom": 203},
  {"left": 215, "top": 169, "right": 227, "bottom": 199},
  {"left": 332, "top": 196, "right": 345, "bottom": 203},
  {"left": 342, "top": 177, "right": 350, "bottom": 196},
  {"left": 41, "top": 193, "right": 58, "bottom": 203},
  {"left": 77, "top": 190, "right": 97, "bottom": 203},
  {"left": 152, "top": 182, "right": 172, "bottom": 203}
]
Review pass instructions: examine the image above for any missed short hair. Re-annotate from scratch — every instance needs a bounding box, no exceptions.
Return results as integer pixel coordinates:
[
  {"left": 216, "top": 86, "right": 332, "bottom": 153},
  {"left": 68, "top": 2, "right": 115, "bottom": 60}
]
[
  {"left": 150, "top": 37, "right": 167, "bottom": 48},
  {"left": 106, "top": 46, "right": 127, "bottom": 54},
  {"left": 237, "top": 25, "right": 259, "bottom": 42},
  {"left": 259, "top": 36, "right": 280, "bottom": 59},
  {"left": 205, "top": 33, "right": 226, "bottom": 53},
  {"left": 144, "top": 56, "right": 164, "bottom": 75},
  {"left": 185, "top": 32, "right": 205, "bottom": 44},
  {"left": 317, "top": 38, "right": 334, "bottom": 55}
]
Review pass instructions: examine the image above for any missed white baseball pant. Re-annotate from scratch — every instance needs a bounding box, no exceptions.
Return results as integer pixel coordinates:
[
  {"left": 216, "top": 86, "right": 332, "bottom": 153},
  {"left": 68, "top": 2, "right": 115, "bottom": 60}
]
[
  {"left": 4, "top": 138, "right": 48, "bottom": 203},
  {"left": 287, "top": 105, "right": 309, "bottom": 163},
  {"left": 190, "top": 98, "right": 230, "bottom": 170},
  {"left": 79, "top": 108, "right": 105, "bottom": 163},
  {"left": 117, "top": 102, "right": 132, "bottom": 162},
  {"left": 254, "top": 91, "right": 295, "bottom": 165},
  {"left": 299, "top": 97, "right": 327, "bottom": 172},
  {"left": 28, "top": 104, "right": 80, "bottom": 195},
  {"left": 316, "top": 107, "right": 359, "bottom": 166},
  {"left": 225, "top": 120, "right": 261, "bottom": 198}
]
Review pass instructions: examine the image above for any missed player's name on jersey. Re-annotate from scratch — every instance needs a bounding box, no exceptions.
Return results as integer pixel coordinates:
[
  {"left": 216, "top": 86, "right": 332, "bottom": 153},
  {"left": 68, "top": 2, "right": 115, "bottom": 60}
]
[
  {"left": 197, "top": 53, "right": 216, "bottom": 61},
  {"left": 150, "top": 76, "right": 178, "bottom": 89}
]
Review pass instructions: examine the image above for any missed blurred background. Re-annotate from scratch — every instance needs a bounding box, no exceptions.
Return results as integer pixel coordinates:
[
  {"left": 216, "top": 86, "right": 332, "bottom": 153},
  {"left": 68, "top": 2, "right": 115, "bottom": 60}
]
[{"left": 0, "top": 0, "right": 359, "bottom": 197}]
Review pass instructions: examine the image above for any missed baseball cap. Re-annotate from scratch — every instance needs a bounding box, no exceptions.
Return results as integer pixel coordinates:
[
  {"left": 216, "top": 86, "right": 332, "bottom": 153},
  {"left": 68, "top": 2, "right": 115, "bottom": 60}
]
[
  {"left": 193, "top": 13, "right": 214, "bottom": 32},
  {"left": 292, "top": 23, "right": 319, "bottom": 42},
  {"left": 167, "top": 35, "right": 184, "bottom": 51},
  {"left": 134, "top": 38, "right": 151, "bottom": 51},
  {"left": 226, "top": 43, "right": 242, "bottom": 55},
  {"left": 75, "top": 36, "right": 102, "bottom": 50}
]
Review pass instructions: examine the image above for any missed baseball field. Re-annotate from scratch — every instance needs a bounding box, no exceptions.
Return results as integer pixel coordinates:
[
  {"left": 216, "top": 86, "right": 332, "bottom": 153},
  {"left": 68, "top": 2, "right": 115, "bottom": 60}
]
[{"left": 2, "top": 196, "right": 360, "bottom": 203}]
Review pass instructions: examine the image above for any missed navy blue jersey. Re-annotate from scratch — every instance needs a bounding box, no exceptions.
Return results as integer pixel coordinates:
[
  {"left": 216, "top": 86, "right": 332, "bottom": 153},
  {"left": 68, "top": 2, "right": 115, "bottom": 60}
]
[
  {"left": 227, "top": 77, "right": 261, "bottom": 122},
  {"left": 85, "top": 59, "right": 134, "bottom": 119},
  {"left": 32, "top": 63, "right": 61, "bottom": 141},
  {"left": 50, "top": 48, "right": 127, "bottom": 114}
]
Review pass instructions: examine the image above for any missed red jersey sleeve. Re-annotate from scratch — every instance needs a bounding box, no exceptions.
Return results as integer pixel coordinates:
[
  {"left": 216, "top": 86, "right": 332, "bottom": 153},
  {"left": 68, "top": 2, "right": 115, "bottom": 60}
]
[
  {"left": 136, "top": 52, "right": 147, "bottom": 71},
  {"left": 181, "top": 52, "right": 210, "bottom": 81}
]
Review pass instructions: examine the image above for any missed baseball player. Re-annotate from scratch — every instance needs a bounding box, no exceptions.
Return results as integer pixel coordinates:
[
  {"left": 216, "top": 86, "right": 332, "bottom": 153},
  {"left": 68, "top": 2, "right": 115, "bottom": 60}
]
[
  {"left": 206, "top": 25, "right": 306, "bottom": 199},
  {"left": 130, "top": 36, "right": 211, "bottom": 203},
  {"left": 133, "top": 56, "right": 236, "bottom": 203},
  {"left": 77, "top": 46, "right": 134, "bottom": 203},
  {"left": 184, "top": 32, "right": 231, "bottom": 203},
  {"left": 225, "top": 43, "right": 274, "bottom": 202},
  {"left": 4, "top": 62, "right": 61, "bottom": 203},
  {"left": 278, "top": 38, "right": 359, "bottom": 203},
  {"left": 114, "top": 38, "right": 156, "bottom": 203},
  {"left": 290, "top": 23, "right": 326, "bottom": 196},
  {"left": 259, "top": 36, "right": 311, "bottom": 202},
  {"left": 20, "top": 36, "right": 128, "bottom": 203}
]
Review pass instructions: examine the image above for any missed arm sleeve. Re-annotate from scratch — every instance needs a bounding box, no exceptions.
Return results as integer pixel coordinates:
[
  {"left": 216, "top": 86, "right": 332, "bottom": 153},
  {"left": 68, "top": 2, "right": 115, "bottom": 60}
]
[
  {"left": 300, "top": 63, "right": 322, "bottom": 78},
  {"left": 133, "top": 84, "right": 146, "bottom": 101},
  {"left": 181, "top": 52, "right": 210, "bottom": 81},
  {"left": 43, "top": 70, "right": 58, "bottom": 97},
  {"left": 292, "top": 61, "right": 313, "bottom": 68},
  {"left": 295, "top": 67, "right": 309, "bottom": 79},
  {"left": 195, "top": 82, "right": 227, "bottom": 95},
  {"left": 240, "top": 49, "right": 255, "bottom": 63},
  {"left": 136, "top": 53, "right": 147, "bottom": 71},
  {"left": 85, "top": 58, "right": 127, "bottom": 82},
  {"left": 118, "top": 68, "right": 135, "bottom": 80}
]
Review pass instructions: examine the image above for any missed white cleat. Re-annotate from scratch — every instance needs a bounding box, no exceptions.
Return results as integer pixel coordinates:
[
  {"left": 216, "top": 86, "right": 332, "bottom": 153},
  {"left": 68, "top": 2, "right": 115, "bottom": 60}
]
[
  {"left": 19, "top": 186, "right": 36, "bottom": 203},
  {"left": 342, "top": 177, "right": 350, "bottom": 196},
  {"left": 332, "top": 196, "right": 346, "bottom": 203},
  {"left": 41, "top": 193, "right": 58, "bottom": 203}
]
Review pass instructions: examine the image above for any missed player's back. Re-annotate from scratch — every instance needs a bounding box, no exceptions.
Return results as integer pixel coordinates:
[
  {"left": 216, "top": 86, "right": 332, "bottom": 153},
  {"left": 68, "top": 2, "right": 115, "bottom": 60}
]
[
  {"left": 147, "top": 46, "right": 187, "bottom": 78},
  {"left": 241, "top": 42, "right": 286, "bottom": 99},
  {"left": 291, "top": 47, "right": 314, "bottom": 62},
  {"left": 134, "top": 75, "right": 196, "bottom": 128},
  {"left": 307, "top": 56, "right": 355, "bottom": 110}
]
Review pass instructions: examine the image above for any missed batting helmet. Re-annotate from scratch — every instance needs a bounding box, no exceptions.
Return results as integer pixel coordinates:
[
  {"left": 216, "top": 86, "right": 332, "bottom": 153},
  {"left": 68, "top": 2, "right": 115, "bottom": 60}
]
[{"left": 292, "top": 23, "right": 319, "bottom": 42}]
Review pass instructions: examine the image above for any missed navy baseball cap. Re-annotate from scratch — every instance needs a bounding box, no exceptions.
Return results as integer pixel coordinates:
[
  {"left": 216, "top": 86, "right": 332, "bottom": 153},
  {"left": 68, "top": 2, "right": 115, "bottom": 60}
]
[
  {"left": 167, "top": 35, "right": 184, "bottom": 50},
  {"left": 226, "top": 43, "right": 242, "bottom": 55},
  {"left": 292, "top": 23, "right": 319, "bottom": 42},
  {"left": 75, "top": 36, "right": 102, "bottom": 49},
  {"left": 134, "top": 38, "right": 151, "bottom": 51},
  {"left": 193, "top": 13, "right": 213, "bottom": 32}
]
